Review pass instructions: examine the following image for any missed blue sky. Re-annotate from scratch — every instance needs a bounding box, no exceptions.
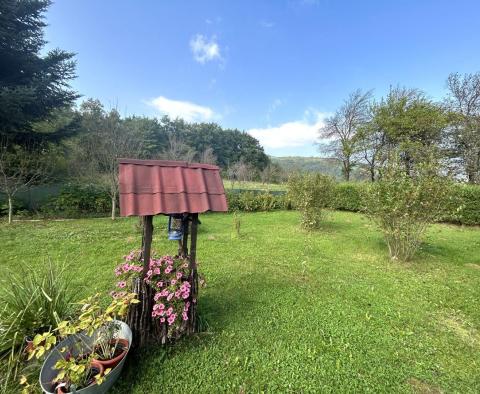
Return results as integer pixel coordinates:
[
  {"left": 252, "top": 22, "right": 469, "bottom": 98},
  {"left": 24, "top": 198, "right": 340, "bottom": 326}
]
[{"left": 45, "top": 0, "right": 480, "bottom": 157}]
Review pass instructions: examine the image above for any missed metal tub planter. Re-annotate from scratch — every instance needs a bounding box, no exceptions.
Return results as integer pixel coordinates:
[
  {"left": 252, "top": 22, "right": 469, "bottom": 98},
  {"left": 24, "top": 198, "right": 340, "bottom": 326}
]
[{"left": 39, "top": 321, "right": 132, "bottom": 394}]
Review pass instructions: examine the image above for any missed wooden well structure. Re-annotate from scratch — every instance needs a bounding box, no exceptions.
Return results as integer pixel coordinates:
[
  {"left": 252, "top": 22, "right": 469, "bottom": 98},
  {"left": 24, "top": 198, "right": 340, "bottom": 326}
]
[{"left": 118, "top": 159, "right": 227, "bottom": 346}]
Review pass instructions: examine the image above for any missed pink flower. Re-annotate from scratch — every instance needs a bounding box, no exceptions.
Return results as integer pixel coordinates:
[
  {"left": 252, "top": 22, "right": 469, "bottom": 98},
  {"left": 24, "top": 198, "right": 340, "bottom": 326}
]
[
  {"left": 171, "top": 279, "right": 177, "bottom": 285},
  {"left": 117, "top": 281, "right": 126, "bottom": 288},
  {"left": 175, "top": 290, "right": 181, "bottom": 298},
  {"left": 176, "top": 272, "right": 183, "bottom": 279},
  {"left": 160, "top": 317, "right": 165, "bottom": 323},
  {"left": 167, "top": 293, "right": 174, "bottom": 301},
  {"left": 157, "top": 281, "right": 164, "bottom": 288},
  {"left": 165, "top": 266, "right": 172, "bottom": 274},
  {"left": 182, "top": 292, "right": 189, "bottom": 299},
  {"left": 182, "top": 311, "right": 188, "bottom": 321},
  {"left": 166, "top": 307, "right": 173, "bottom": 316},
  {"left": 167, "top": 314, "right": 176, "bottom": 325},
  {"left": 154, "top": 292, "right": 162, "bottom": 301},
  {"left": 146, "top": 270, "right": 153, "bottom": 277},
  {"left": 153, "top": 268, "right": 160, "bottom": 275}
]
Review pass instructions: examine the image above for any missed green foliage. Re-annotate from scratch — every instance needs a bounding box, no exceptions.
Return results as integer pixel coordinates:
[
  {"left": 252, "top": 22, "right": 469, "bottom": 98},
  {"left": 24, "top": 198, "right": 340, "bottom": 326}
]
[
  {"left": 331, "top": 182, "right": 363, "bottom": 211},
  {"left": 330, "top": 182, "right": 480, "bottom": 226},
  {"left": 43, "top": 183, "right": 111, "bottom": 217},
  {"left": 364, "top": 156, "right": 453, "bottom": 261},
  {"left": 287, "top": 173, "right": 335, "bottom": 230},
  {"left": 0, "top": 260, "right": 76, "bottom": 393},
  {"left": 445, "top": 184, "right": 480, "bottom": 225},
  {"left": 0, "top": 260, "right": 76, "bottom": 353},
  {"left": 0, "top": 0, "right": 78, "bottom": 145},
  {"left": 225, "top": 191, "right": 290, "bottom": 212}
]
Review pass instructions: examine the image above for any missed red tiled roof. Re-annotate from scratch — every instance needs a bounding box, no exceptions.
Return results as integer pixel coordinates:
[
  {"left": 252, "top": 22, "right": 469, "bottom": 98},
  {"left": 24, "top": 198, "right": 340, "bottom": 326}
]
[{"left": 118, "top": 159, "right": 228, "bottom": 216}]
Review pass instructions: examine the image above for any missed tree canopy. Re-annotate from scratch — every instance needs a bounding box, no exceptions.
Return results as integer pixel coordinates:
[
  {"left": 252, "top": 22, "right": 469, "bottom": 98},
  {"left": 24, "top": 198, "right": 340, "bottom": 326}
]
[{"left": 0, "top": 0, "right": 79, "bottom": 145}]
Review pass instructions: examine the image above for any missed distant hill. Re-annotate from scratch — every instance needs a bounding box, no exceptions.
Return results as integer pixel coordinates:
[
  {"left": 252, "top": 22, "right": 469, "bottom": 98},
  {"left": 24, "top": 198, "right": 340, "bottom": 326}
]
[{"left": 271, "top": 156, "right": 368, "bottom": 181}]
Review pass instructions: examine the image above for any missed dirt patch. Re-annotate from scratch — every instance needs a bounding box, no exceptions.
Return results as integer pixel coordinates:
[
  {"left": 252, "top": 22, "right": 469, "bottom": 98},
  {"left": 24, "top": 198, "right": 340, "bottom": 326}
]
[
  {"left": 439, "top": 311, "right": 479, "bottom": 347},
  {"left": 407, "top": 378, "right": 443, "bottom": 394},
  {"left": 465, "top": 263, "right": 480, "bottom": 270}
]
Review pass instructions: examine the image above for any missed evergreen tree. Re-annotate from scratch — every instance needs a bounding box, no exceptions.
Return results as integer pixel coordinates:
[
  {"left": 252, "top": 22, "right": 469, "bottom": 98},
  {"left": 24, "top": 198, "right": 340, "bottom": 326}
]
[{"left": 0, "top": 0, "right": 79, "bottom": 145}]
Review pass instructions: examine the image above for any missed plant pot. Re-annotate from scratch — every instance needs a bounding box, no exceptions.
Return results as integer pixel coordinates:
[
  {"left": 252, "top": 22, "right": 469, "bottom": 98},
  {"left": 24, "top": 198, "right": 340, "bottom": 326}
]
[
  {"left": 40, "top": 321, "right": 132, "bottom": 394},
  {"left": 93, "top": 338, "right": 129, "bottom": 369},
  {"left": 54, "top": 361, "right": 104, "bottom": 394}
]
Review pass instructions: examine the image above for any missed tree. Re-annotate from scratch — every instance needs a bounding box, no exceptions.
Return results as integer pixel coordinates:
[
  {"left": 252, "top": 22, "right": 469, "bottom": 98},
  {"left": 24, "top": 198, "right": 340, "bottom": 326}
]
[
  {"left": 355, "top": 103, "right": 387, "bottom": 182},
  {"left": 445, "top": 72, "right": 480, "bottom": 183},
  {"left": 74, "top": 100, "right": 143, "bottom": 220},
  {"left": 0, "top": 141, "right": 51, "bottom": 223},
  {"left": 319, "top": 89, "right": 372, "bottom": 181},
  {"left": 370, "top": 87, "right": 448, "bottom": 175},
  {"left": 0, "top": 0, "right": 78, "bottom": 145},
  {"left": 159, "top": 134, "right": 197, "bottom": 162}
]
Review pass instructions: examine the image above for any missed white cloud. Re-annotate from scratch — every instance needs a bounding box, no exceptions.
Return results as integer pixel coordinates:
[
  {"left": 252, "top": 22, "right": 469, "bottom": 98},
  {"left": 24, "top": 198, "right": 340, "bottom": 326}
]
[
  {"left": 147, "top": 96, "right": 216, "bottom": 122},
  {"left": 247, "top": 110, "right": 328, "bottom": 149},
  {"left": 190, "top": 34, "right": 221, "bottom": 64}
]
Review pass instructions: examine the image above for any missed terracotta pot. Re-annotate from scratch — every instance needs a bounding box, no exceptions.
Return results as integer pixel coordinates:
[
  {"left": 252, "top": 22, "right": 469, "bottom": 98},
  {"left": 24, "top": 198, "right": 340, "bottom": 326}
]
[
  {"left": 93, "top": 339, "right": 129, "bottom": 369},
  {"left": 54, "top": 361, "right": 104, "bottom": 394}
]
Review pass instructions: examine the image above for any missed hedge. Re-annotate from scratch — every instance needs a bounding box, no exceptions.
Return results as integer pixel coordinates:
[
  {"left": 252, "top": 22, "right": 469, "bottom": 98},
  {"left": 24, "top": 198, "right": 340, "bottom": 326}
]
[
  {"left": 3, "top": 182, "right": 478, "bottom": 225},
  {"left": 41, "top": 183, "right": 112, "bottom": 218},
  {"left": 225, "top": 190, "right": 292, "bottom": 212},
  {"left": 330, "top": 182, "right": 480, "bottom": 226}
]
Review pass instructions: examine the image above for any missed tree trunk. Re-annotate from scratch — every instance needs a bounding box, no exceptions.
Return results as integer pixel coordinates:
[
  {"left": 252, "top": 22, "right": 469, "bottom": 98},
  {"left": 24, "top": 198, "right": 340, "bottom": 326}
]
[
  {"left": 370, "top": 165, "right": 375, "bottom": 182},
  {"left": 111, "top": 195, "right": 116, "bottom": 220},
  {"left": 343, "top": 160, "right": 350, "bottom": 181},
  {"left": 8, "top": 196, "right": 12, "bottom": 224},
  {"left": 187, "top": 213, "right": 199, "bottom": 333}
]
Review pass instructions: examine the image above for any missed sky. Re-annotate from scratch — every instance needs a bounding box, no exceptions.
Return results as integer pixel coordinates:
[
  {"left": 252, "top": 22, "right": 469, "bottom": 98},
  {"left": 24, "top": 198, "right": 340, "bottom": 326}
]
[{"left": 45, "top": 0, "right": 480, "bottom": 157}]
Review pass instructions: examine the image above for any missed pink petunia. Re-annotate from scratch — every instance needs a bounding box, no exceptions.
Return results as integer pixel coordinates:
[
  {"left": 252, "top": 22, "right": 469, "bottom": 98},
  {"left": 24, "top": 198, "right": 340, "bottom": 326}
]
[
  {"left": 117, "top": 281, "right": 127, "bottom": 288},
  {"left": 160, "top": 317, "right": 165, "bottom": 323},
  {"left": 167, "top": 314, "right": 176, "bottom": 325},
  {"left": 167, "top": 293, "right": 174, "bottom": 301},
  {"left": 171, "top": 279, "right": 177, "bottom": 285}
]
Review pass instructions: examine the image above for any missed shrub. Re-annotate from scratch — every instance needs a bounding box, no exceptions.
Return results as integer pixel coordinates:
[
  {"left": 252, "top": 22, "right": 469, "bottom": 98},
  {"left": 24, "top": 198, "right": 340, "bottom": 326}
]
[
  {"left": 331, "top": 182, "right": 364, "bottom": 211},
  {"left": 0, "top": 260, "right": 77, "bottom": 392},
  {"left": 42, "top": 183, "right": 111, "bottom": 217},
  {"left": 364, "top": 157, "right": 453, "bottom": 261},
  {"left": 225, "top": 190, "right": 289, "bottom": 212},
  {"left": 287, "top": 173, "right": 335, "bottom": 230}
]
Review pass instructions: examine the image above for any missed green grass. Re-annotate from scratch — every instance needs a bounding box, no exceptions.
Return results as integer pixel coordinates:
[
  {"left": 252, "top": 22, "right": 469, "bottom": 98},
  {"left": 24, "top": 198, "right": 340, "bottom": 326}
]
[
  {"left": 1, "top": 211, "right": 479, "bottom": 392},
  {"left": 222, "top": 180, "right": 286, "bottom": 191}
]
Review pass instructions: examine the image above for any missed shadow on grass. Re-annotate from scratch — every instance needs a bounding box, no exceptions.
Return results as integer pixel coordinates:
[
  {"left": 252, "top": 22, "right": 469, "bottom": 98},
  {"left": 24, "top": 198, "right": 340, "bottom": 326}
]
[{"left": 112, "top": 273, "right": 273, "bottom": 392}]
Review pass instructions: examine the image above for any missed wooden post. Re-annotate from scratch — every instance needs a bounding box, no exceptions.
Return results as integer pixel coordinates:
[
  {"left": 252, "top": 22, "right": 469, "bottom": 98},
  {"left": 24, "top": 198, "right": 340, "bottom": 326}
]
[
  {"left": 181, "top": 214, "right": 190, "bottom": 257},
  {"left": 187, "top": 213, "right": 199, "bottom": 333},
  {"left": 127, "top": 215, "right": 158, "bottom": 347},
  {"left": 142, "top": 215, "right": 153, "bottom": 278}
]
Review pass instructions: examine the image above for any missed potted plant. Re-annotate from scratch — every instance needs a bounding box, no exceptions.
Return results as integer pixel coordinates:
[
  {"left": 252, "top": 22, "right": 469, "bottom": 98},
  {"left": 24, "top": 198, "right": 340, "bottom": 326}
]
[
  {"left": 91, "top": 320, "right": 129, "bottom": 369},
  {"left": 27, "top": 292, "right": 137, "bottom": 394}
]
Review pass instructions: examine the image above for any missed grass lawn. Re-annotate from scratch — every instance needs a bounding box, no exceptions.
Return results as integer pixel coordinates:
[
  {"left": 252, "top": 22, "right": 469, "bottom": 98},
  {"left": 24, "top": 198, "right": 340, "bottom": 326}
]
[{"left": 1, "top": 211, "right": 480, "bottom": 393}]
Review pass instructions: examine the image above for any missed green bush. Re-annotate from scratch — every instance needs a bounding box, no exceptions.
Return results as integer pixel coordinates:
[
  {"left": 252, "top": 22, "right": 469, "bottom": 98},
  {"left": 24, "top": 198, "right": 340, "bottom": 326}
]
[
  {"left": 331, "top": 182, "right": 364, "bottom": 211},
  {"left": 445, "top": 184, "right": 480, "bottom": 225},
  {"left": 329, "top": 182, "right": 480, "bottom": 226},
  {"left": 287, "top": 173, "right": 335, "bottom": 230},
  {"left": 42, "top": 183, "right": 111, "bottom": 217},
  {"left": 364, "top": 158, "right": 454, "bottom": 261},
  {"left": 0, "top": 260, "right": 77, "bottom": 392},
  {"left": 226, "top": 190, "right": 290, "bottom": 212}
]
